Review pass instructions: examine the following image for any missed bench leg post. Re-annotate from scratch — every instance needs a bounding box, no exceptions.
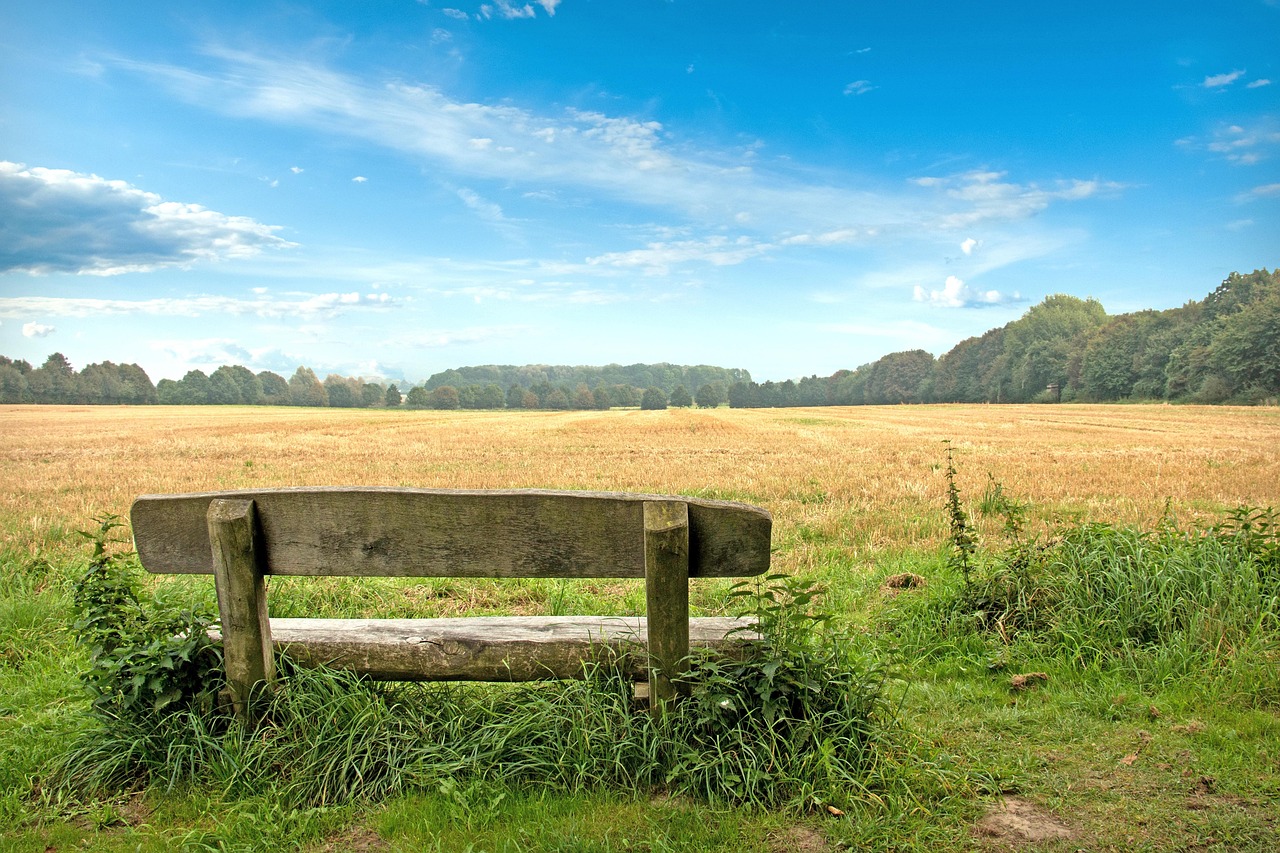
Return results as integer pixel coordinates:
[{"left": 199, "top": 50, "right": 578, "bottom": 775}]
[
  {"left": 644, "top": 500, "right": 690, "bottom": 720},
  {"left": 207, "top": 498, "right": 274, "bottom": 724}
]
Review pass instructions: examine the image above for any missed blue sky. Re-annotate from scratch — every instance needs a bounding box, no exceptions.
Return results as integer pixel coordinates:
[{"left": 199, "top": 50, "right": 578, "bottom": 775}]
[{"left": 1, "top": 1, "right": 1277, "bottom": 384}]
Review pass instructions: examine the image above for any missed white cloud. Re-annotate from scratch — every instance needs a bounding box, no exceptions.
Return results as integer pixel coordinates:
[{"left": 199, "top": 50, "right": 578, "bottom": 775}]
[
  {"left": 912, "top": 274, "right": 1020, "bottom": 308},
  {"left": 22, "top": 322, "right": 55, "bottom": 337},
  {"left": 0, "top": 291, "right": 395, "bottom": 320},
  {"left": 585, "top": 236, "right": 769, "bottom": 275},
  {"left": 112, "top": 49, "right": 1114, "bottom": 248},
  {"left": 443, "top": 9, "right": 469, "bottom": 20},
  {"left": 1183, "top": 121, "right": 1280, "bottom": 165},
  {"left": 843, "top": 80, "right": 875, "bottom": 96},
  {"left": 456, "top": 187, "right": 513, "bottom": 233},
  {"left": 290, "top": 166, "right": 304, "bottom": 174},
  {"left": 352, "top": 175, "right": 368, "bottom": 182},
  {"left": 960, "top": 237, "right": 979, "bottom": 255},
  {"left": 1248, "top": 79, "right": 1272, "bottom": 88},
  {"left": 0, "top": 161, "right": 295, "bottom": 276},
  {"left": 1203, "top": 69, "right": 1246, "bottom": 88},
  {"left": 537, "top": 0, "right": 561, "bottom": 15},
  {"left": 482, "top": 1, "right": 536, "bottom": 20},
  {"left": 913, "top": 169, "right": 1121, "bottom": 228}
]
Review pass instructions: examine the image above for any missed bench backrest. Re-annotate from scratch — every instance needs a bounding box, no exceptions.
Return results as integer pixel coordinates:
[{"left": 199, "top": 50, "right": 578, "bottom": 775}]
[{"left": 130, "top": 487, "right": 772, "bottom": 580}]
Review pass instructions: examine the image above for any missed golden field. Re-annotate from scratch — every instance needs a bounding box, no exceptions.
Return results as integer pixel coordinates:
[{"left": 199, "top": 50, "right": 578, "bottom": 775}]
[{"left": 3, "top": 403, "right": 1277, "bottom": 577}]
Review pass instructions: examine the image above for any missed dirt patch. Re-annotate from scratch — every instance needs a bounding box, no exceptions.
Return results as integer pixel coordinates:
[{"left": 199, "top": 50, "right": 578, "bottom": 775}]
[
  {"left": 767, "top": 825, "right": 831, "bottom": 853},
  {"left": 881, "top": 572, "right": 925, "bottom": 593},
  {"left": 975, "top": 797, "right": 1075, "bottom": 846},
  {"left": 1009, "top": 672, "right": 1049, "bottom": 691},
  {"left": 311, "top": 825, "right": 390, "bottom": 852}
]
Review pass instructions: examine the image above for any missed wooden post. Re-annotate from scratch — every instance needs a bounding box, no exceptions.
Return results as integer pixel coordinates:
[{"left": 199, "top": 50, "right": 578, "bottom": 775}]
[
  {"left": 207, "top": 498, "right": 274, "bottom": 723},
  {"left": 644, "top": 500, "right": 690, "bottom": 719}
]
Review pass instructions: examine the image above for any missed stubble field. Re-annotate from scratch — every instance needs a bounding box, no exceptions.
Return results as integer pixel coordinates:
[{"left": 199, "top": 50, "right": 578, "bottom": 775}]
[{"left": 4, "top": 402, "right": 1277, "bottom": 565}]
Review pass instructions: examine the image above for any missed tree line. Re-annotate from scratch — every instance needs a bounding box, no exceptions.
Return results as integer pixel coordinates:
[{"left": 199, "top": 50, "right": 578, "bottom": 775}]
[
  {"left": 2, "top": 269, "right": 1274, "bottom": 409},
  {"left": 724, "top": 268, "right": 1279, "bottom": 408},
  {"left": 0, "top": 357, "right": 731, "bottom": 411}
]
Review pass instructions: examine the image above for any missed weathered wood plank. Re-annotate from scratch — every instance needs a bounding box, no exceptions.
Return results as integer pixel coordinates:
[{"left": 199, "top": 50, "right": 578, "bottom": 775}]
[
  {"left": 644, "top": 501, "right": 690, "bottom": 715},
  {"left": 207, "top": 499, "right": 274, "bottom": 720},
  {"left": 222, "top": 616, "right": 758, "bottom": 681},
  {"left": 131, "top": 488, "right": 771, "bottom": 579}
]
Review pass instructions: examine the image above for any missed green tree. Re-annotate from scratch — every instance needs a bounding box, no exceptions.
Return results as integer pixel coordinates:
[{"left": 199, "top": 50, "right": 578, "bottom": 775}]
[
  {"left": 1001, "top": 295, "right": 1107, "bottom": 401},
  {"left": 506, "top": 384, "right": 526, "bottom": 409},
  {"left": 324, "top": 374, "right": 360, "bottom": 408},
  {"left": 1209, "top": 278, "right": 1280, "bottom": 397},
  {"left": 640, "top": 387, "right": 668, "bottom": 410},
  {"left": 28, "top": 352, "right": 77, "bottom": 404},
  {"left": 384, "top": 384, "right": 402, "bottom": 407},
  {"left": 362, "top": 383, "right": 384, "bottom": 407},
  {"left": 0, "top": 365, "right": 29, "bottom": 403},
  {"left": 404, "top": 386, "right": 431, "bottom": 409},
  {"left": 669, "top": 384, "right": 693, "bottom": 407},
  {"left": 214, "top": 365, "right": 263, "bottom": 405},
  {"left": 156, "top": 378, "right": 181, "bottom": 405},
  {"left": 208, "top": 368, "right": 244, "bottom": 405},
  {"left": 257, "top": 371, "right": 291, "bottom": 405},
  {"left": 543, "top": 388, "right": 570, "bottom": 410},
  {"left": 176, "top": 370, "right": 212, "bottom": 405},
  {"left": 478, "top": 383, "right": 507, "bottom": 409},
  {"left": 570, "top": 383, "right": 593, "bottom": 409},
  {"left": 429, "top": 386, "right": 461, "bottom": 410},
  {"left": 288, "top": 367, "right": 328, "bottom": 407}
]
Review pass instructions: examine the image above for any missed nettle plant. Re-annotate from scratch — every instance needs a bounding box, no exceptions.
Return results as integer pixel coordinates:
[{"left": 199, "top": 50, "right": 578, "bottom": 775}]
[{"left": 72, "top": 515, "right": 224, "bottom": 726}]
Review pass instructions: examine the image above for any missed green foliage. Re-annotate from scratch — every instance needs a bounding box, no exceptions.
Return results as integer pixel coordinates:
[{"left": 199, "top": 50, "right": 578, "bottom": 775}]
[
  {"left": 54, "top": 570, "right": 890, "bottom": 813},
  {"left": 892, "top": 451, "right": 1280, "bottom": 701},
  {"left": 67, "top": 515, "right": 223, "bottom": 741},
  {"left": 941, "top": 442, "right": 975, "bottom": 588},
  {"left": 640, "top": 386, "right": 668, "bottom": 410},
  {"left": 670, "top": 574, "right": 889, "bottom": 808}
]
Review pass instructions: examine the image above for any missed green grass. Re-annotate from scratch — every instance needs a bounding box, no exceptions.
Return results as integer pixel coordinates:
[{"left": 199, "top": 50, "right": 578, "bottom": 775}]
[{"left": 2, "top": 498, "right": 1279, "bottom": 852}]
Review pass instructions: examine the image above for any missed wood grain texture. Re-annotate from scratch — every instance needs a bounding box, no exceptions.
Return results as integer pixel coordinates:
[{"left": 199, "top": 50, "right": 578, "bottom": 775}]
[
  {"left": 206, "top": 498, "right": 274, "bottom": 718},
  {"left": 215, "top": 616, "right": 758, "bottom": 681},
  {"left": 131, "top": 488, "right": 771, "bottom": 579},
  {"left": 644, "top": 500, "right": 690, "bottom": 713}
]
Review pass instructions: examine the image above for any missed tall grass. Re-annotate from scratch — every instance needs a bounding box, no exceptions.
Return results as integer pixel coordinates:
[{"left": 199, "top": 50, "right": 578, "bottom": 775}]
[
  {"left": 52, "top": 572, "right": 894, "bottom": 814},
  {"left": 886, "top": 465, "right": 1280, "bottom": 702}
]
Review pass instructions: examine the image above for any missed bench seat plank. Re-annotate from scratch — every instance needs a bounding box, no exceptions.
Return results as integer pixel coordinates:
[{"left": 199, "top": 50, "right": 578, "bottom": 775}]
[
  {"left": 234, "top": 615, "right": 757, "bottom": 681},
  {"left": 132, "top": 488, "right": 770, "bottom": 580}
]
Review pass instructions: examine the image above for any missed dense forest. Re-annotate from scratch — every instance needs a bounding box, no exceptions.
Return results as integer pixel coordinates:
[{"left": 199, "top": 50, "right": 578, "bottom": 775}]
[
  {"left": 1, "top": 269, "right": 1275, "bottom": 409},
  {"left": 729, "top": 268, "right": 1278, "bottom": 408}
]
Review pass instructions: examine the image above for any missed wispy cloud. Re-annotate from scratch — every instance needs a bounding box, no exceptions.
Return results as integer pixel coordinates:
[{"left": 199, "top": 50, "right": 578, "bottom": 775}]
[
  {"left": 913, "top": 169, "right": 1119, "bottom": 229},
  {"left": 105, "top": 49, "right": 1114, "bottom": 275},
  {"left": 585, "top": 236, "right": 770, "bottom": 275},
  {"left": 479, "top": 1, "right": 558, "bottom": 20},
  {"left": 0, "top": 291, "right": 393, "bottom": 320},
  {"left": 843, "top": 80, "right": 875, "bottom": 96},
  {"left": 1179, "top": 121, "right": 1280, "bottom": 165},
  {"left": 1203, "top": 69, "right": 1246, "bottom": 88},
  {"left": 0, "top": 161, "right": 296, "bottom": 276},
  {"left": 1248, "top": 79, "right": 1272, "bottom": 89}
]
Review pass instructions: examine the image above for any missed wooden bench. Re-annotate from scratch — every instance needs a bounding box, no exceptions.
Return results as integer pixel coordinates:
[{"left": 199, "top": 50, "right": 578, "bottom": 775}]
[{"left": 129, "top": 487, "right": 772, "bottom": 719}]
